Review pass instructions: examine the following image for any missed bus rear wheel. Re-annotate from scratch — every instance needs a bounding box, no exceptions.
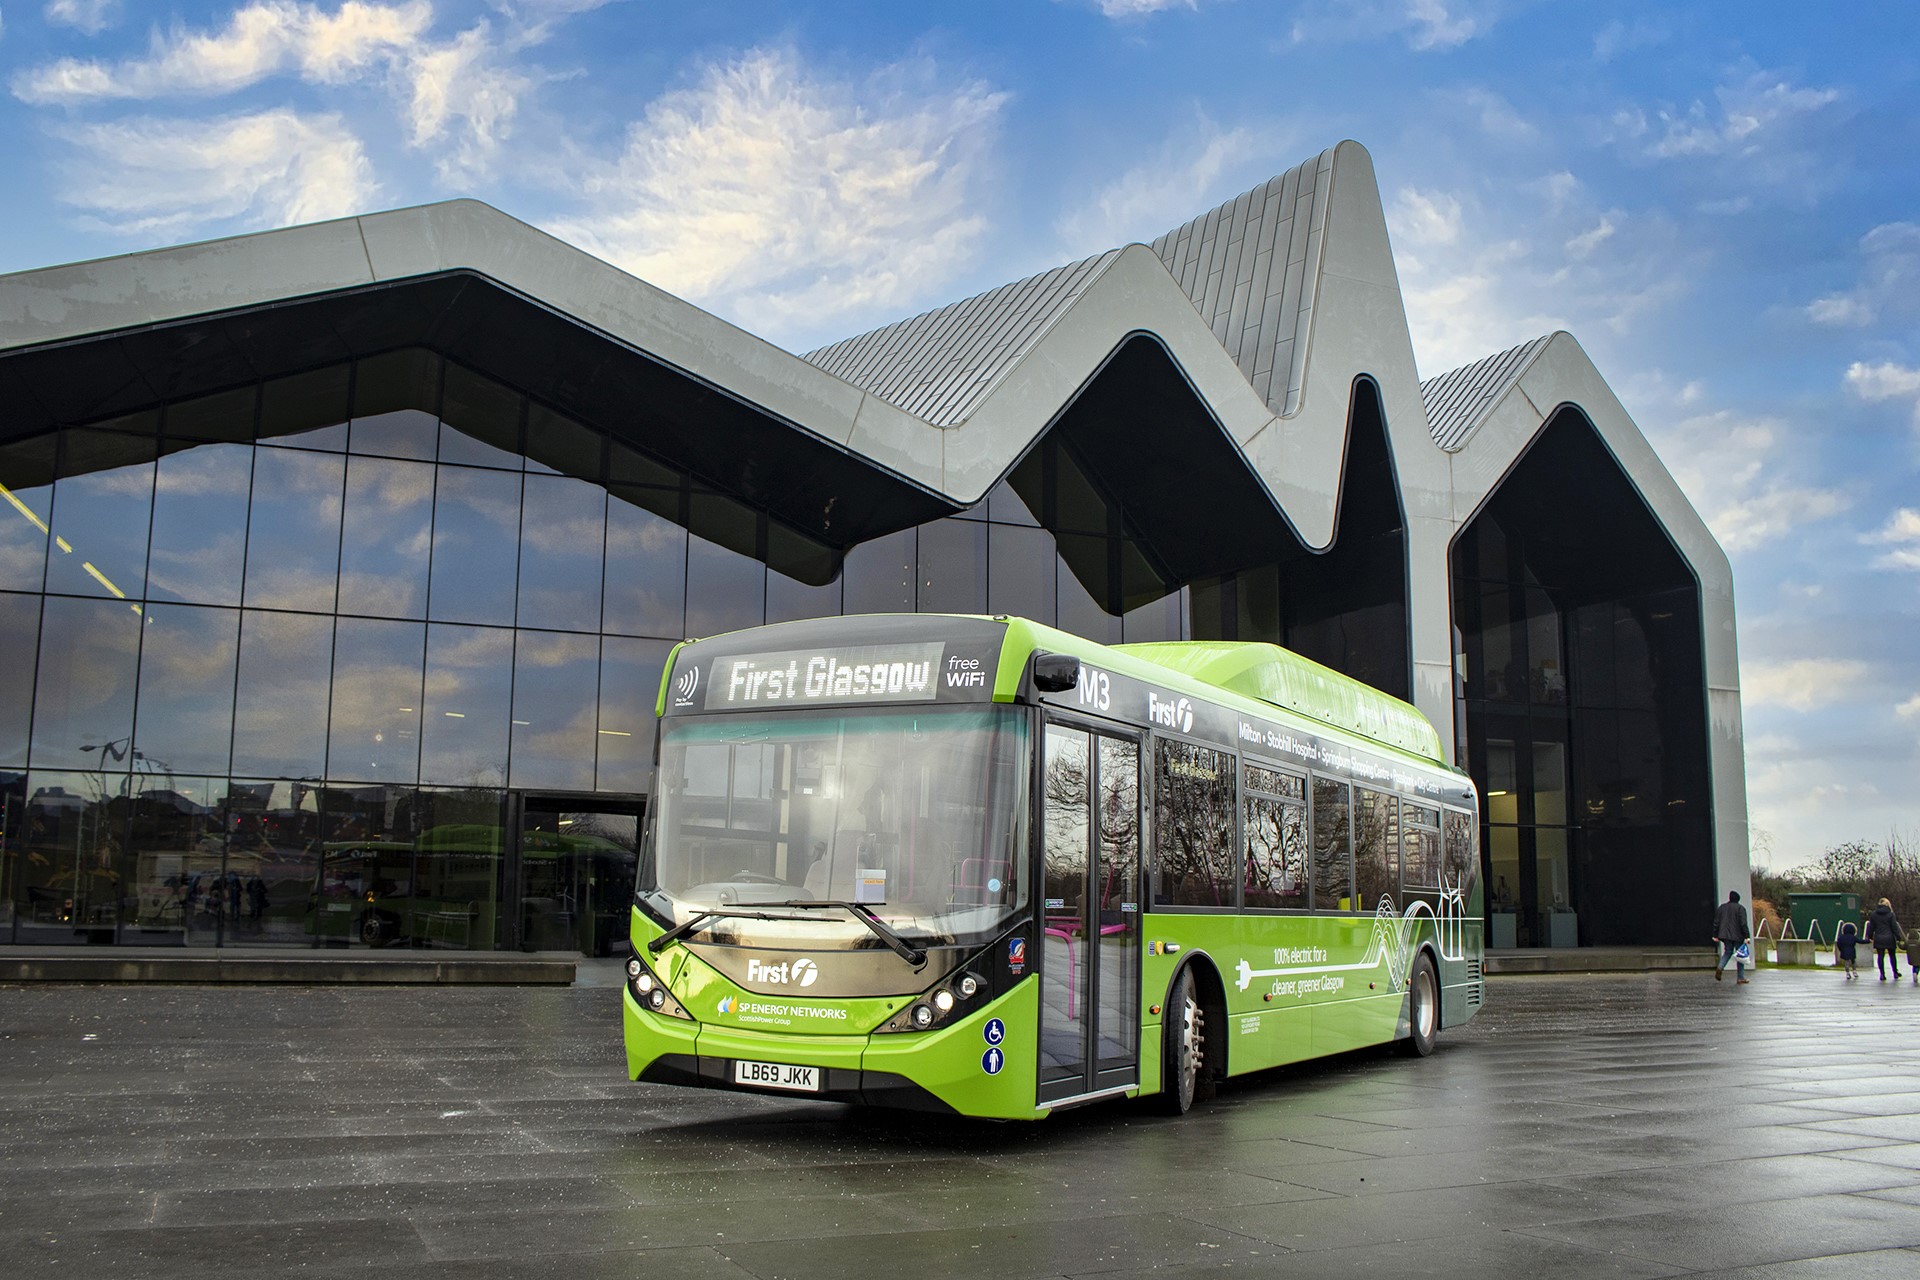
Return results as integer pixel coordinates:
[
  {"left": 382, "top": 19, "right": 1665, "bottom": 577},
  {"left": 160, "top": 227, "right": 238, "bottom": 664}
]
[
  {"left": 1401, "top": 953, "right": 1438, "bottom": 1057},
  {"left": 1158, "top": 967, "right": 1212, "bottom": 1115}
]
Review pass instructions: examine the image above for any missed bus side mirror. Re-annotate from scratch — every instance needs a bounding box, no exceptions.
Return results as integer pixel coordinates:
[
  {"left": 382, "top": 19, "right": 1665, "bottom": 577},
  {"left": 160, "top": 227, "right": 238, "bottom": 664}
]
[{"left": 1032, "top": 653, "right": 1081, "bottom": 693}]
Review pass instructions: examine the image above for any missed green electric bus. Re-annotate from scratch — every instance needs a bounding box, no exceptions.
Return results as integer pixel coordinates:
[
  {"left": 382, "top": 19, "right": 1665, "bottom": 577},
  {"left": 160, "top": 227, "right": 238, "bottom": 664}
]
[{"left": 623, "top": 614, "right": 1483, "bottom": 1119}]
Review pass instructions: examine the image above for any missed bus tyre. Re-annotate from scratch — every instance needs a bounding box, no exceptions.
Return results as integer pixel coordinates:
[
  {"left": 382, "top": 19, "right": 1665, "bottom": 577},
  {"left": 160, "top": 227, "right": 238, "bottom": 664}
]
[
  {"left": 1401, "top": 953, "right": 1438, "bottom": 1057},
  {"left": 359, "top": 913, "right": 388, "bottom": 947},
  {"left": 1158, "top": 967, "right": 1211, "bottom": 1115}
]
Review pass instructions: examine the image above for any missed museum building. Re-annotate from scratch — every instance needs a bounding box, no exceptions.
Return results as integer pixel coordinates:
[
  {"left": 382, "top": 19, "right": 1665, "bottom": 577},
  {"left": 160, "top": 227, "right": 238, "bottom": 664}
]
[{"left": 0, "top": 141, "right": 1747, "bottom": 953}]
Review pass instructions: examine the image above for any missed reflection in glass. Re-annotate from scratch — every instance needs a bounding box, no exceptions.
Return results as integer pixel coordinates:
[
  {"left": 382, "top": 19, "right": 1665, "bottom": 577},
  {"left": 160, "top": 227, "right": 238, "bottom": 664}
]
[
  {"left": 429, "top": 466, "right": 521, "bottom": 625},
  {"left": 350, "top": 349, "right": 440, "bottom": 460},
  {"left": 986, "top": 524, "right": 1055, "bottom": 624},
  {"left": 47, "top": 432, "right": 155, "bottom": 601},
  {"left": 843, "top": 529, "right": 915, "bottom": 614},
  {"left": 413, "top": 787, "right": 507, "bottom": 949},
  {"left": 420, "top": 624, "right": 512, "bottom": 788},
  {"left": 13, "top": 768, "right": 129, "bottom": 940},
  {"left": 1, "top": 593, "right": 42, "bottom": 766},
  {"left": 165, "top": 387, "right": 257, "bottom": 443},
  {"left": 1154, "top": 739, "right": 1235, "bottom": 907},
  {"left": 327, "top": 618, "right": 425, "bottom": 783},
  {"left": 917, "top": 519, "right": 987, "bottom": 613},
  {"left": 260, "top": 364, "right": 350, "bottom": 451},
  {"left": 1353, "top": 788, "right": 1396, "bottom": 909},
  {"left": 231, "top": 610, "right": 333, "bottom": 778},
  {"left": 1244, "top": 773, "right": 1307, "bottom": 910},
  {"left": 148, "top": 444, "right": 253, "bottom": 606},
  {"left": 597, "top": 636, "right": 672, "bottom": 792},
  {"left": 133, "top": 604, "right": 239, "bottom": 777},
  {"left": 766, "top": 523, "right": 840, "bottom": 624},
  {"left": 518, "top": 474, "right": 605, "bottom": 632},
  {"left": 1094, "top": 735, "right": 1140, "bottom": 1073},
  {"left": 222, "top": 779, "right": 324, "bottom": 946},
  {"left": 30, "top": 596, "right": 142, "bottom": 771},
  {"left": 1533, "top": 741, "right": 1568, "bottom": 826},
  {"left": 1311, "top": 777, "right": 1352, "bottom": 911},
  {"left": 603, "top": 489, "right": 685, "bottom": 637},
  {"left": 244, "top": 449, "right": 344, "bottom": 612},
  {"left": 0, "top": 440, "right": 54, "bottom": 593},
  {"left": 1057, "top": 542, "right": 1120, "bottom": 644},
  {"left": 129, "top": 777, "right": 231, "bottom": 948},
  {"left": 686, "top": 494, "right": 765, "bottom": 637},
  {"left": 510, "top": 631, "right": 599, "bottom": 791},
  {"left": 438, "top": 364, "right": 524, "bottom": 469},
  {"left": 1040, "top": 724, "right": 1090, "bottom": 1089},
  {"left": 525, "top": 405, "right": 604, "bottom": 479},
  {"left": 338, "top": 456, "right": 434, "bottom": 619}
]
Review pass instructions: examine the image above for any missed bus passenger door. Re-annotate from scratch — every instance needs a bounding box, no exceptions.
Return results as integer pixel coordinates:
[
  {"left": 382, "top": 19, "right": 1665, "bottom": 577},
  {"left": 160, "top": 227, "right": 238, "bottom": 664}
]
[{"left": 1038, "top": 722, "right": 1142, "bottom": 1105}]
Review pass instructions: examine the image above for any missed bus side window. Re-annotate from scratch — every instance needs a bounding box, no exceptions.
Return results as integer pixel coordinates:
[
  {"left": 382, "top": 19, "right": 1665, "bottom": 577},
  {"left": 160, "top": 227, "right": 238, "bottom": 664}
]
[
  {"left": 1311, "top": 777, "right": 1352, "bottom": 911},
  {"left": 1153, "top": 739, "right": 1236, "bottom": 909}
]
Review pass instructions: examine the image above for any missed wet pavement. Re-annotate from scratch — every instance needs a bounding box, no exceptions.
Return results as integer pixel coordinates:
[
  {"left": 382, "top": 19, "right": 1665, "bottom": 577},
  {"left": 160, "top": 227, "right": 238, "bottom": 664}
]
[{"left": 2, "top": 964, "right": 1917, "bottom": 1278}]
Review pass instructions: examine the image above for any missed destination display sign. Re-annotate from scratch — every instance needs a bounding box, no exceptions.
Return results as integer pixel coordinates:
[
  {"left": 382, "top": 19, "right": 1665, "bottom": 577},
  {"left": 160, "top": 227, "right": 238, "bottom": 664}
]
[{"left": 693, "top": 641, "right": 951, "bottom": 710}]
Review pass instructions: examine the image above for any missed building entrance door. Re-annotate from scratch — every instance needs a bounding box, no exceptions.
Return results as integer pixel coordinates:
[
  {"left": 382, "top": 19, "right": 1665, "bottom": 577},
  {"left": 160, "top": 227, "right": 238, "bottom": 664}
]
[{"left": 514, "top": 796, "right": 644, "bottom": 955}]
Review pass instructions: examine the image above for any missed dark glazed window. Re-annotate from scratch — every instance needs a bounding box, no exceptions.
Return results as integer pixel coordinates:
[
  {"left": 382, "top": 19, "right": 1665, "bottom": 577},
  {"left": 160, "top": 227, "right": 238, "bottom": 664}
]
[
  {"left": 1311, "top": 777, "right": 1352, "bottom": 910},
  {"left": 603, "top": 488, "right": 685, "bottom": 636},
  {"left": 133, "top": 604, "right": 239, "bottom": 777},
  {"left": 1057, "top": 543, "right": 1119, "bottom": 644},
  {"left": 1402, "top": 802, "right": 1441, "bottom": 889},
  {"left": 350, "top": 350, "right": 441, "bottom": 461},
  {"left": 1244, "top": 765, "right": 1306, "bottom": 909},
  {"left": 438, "top": 364, "right": 524, "bottom": 469},
  {"left": 165, "top": 387, "right": 257, "bottom": 444},
  {"left": 685, "top": 494, "right": 765, "bottom": 637},
  {"left": 259, "top": 365, "right": 349, "bottom": 451},
  {"left": 843, "top": 529, "right": 915, "bottom": 614},
  {"left": 0, "top": 435, "right": 56, "bottom": 593},
  {"left": 1443, "top": 808, "right": 1477, "bottom": 898},
  {"left": 30, "top": 595, "right": 142, "bottom": 771},
  {"left": 327, "top": 618, "right": 425, "bottom": 784},
  {"left": 517, "top": 474, "right": 605, "bottom": 632},
  {"left": 420, "top": 623, "right": 512, "bottom": 788},
  {"left": 1153, "top": 738, "right": 1235, "bottom": 908},
  {"left": 0, "top": 592, "right": 43, "bottom": 767},
  {"left": 526, "top": 405, "right": 604, "bottom": 480},
  {"left": 917, "top": 519, "right": 986, "bottom": 613},
  {"left": 428, "top": 466, "right": 521, "bottom": 626},
  {"left": 1353, "top": 788, "right": 1397, "bottom": 910},
  {"left": 986, "top": 524, "right": 1055, "bottom": 624},
  {"left": 48, "top": 431, "right": 155, "bottom": 602},
  {"left": 338, "top": 456, "right": 434, "bottom": 619},
  {"left": 244, "top": 448, "right": 344, "bottom": 613},
  {"left": 766, "top": 523, "right": 841, "bottom": 624},
  {"left": 148, "top": 444, "right": 252, "bottom": 607},
  {"left": 597, "top": 636, "right": 674, "bottom": 792},
  {"left": 510, "top": 631, "right": 599, "bottom": 791},
  {"left": 231, "top": 610, "right": 333, "bottom": 778}
]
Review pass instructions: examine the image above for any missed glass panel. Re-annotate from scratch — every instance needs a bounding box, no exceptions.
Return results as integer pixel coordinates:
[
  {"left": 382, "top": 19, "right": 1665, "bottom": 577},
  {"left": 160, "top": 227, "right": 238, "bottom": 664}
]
[
  {"left": 766, "top": 524, "right": 840, "bottom": 624},
  {"left": 517, "top": 474, "right": 605, "bottom": 632},
  {"left": 223, "top": 779, "right": 325, "bottom": 945},
  {"left": 327, "top": 618, "right": 424, "bottom": 783},
  {"left": 685, "top": 494, "right": 764, "bottom": 637},
  {"left": 1401, "top": 803, "right": 1442, "bottom": 890},
  {"left": 1533, "top": 741, "right": 1568, "bottom": 826},
  {"left": 597, "top": 636, "right": 673, "bottom": 792},
  {"left": 350, "top": 349, "right": 441, "bottom": 460},
  {"left": 438, "top": 364, "right": 524, "bottom": 469},
  {"left": 917, "top": 519, "right": 986, "bottom": 613},
  {"left": 428, "top": 466, "right": 522, "bottom": 625},
  {"left": 522, "top": 805, "right": 639, "bottom": 955},
  {"left": 244, "top": 448, "right": 344, "bottom": 612},
  {"left": 336, "top": 456, "right": 435, "bottom": 619},
  {"left": 12, "top": 769, "right": 129, "bottom": 941},
  {"left": 47, "top": 432, "right": 154, "bottom": 601},
  {"left": 1, "top": 593, "right": 43, "bottom": 767},
  {"left": 609, "top": 440, "right": 679, "bottom": 488},
  {"left": 420, "top": 624, "right": 512, "bottom": 789},
  {"left": 132, "top": 604, "right": 238, "bottom": 777},
  {"left": 314, "top": 784, "right": 415, "bottom": 948},
  {"left": 986, "top": 524, "right": 1056, "bottom": 625},
  {"left": 525, "top": 405, "right": 603, "bottom": 480},
  {"left": 231, "top": 610, "right": 333, "bottom": 778},
  {"left": 1527, "top": 587, "right": 1564, "bottom": 704},
  {"left": 1154, "top": 739, "right": 1235, "bottom": 908},
  {"left": 510, "top": 631, "right": 599, "bottom": 791},
  {"left": 842, "top": 529, "right": 915, "bottom": 614},
  {"left": 1479, "top": 586, "right": 1519, "bottom": 702},
  {"left": 128, "top": 777, "right": 229, "bottom": 947},
  {"left": 987, "top": 478, "right": 1040, "bottom": 528},
  {"left": 1054, "top": 448, "right": 1107, "bottom": 535},
  {"left": 1488, "top": 825, "right": 1521, "bottom": 943},
  {"left": 415, "top": 787, "right": 507, "bottom": 950},
  {"left": 30, "top": 596, "right": 142, "bottom": 771},
  {"left": 1123, "top": 588, "right": 1183, "bottom": 642},
  {"left": 1353, "top": 788, "right": 1396, "bottom": 910},
  {"left": 1443, "top": 808, "right": 1477, "bottom": 900},
  {"left": 1094, "top": 735, "right": 1139, "bottom": 1073},
  {"left": 1040, "top": 724, "right": 1090, "bottom": 1089},
  {"left": 260, "top": 365, "right": 350, "bottom": 450},
  {"left": 165, "top": 387, "right": 257, "bottom": 444},
  {"left": 147, "top": 443, "right": 252, "bottom": 607},
  {"left": 1537, "top": 826, "right": 1573, "bottom": 942},
  {"left": 1310, "top": 777, "right": 1352, "bottom": 911},
  {"left": 1485, "top": 738, "right": 1519, "bottom": 825},
  {"left": 603, "top": 490, "right": 686, "bottom": 636},
  {"left": 0, "top": 434, "right": 56, "bottom": 593},
  {"left": 1056, "top": 541, "right": 1119, "bottom": 643}
]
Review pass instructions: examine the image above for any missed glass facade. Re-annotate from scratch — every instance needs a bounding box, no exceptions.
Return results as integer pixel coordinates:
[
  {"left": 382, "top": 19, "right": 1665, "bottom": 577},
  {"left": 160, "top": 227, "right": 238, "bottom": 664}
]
[{"left": 0, "top": 348, "right": 1191, "bottom": 952}]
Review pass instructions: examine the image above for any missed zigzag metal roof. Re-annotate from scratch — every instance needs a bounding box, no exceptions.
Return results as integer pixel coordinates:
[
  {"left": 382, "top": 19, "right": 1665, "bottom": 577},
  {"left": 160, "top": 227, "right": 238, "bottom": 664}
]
[{"left": 1419, "top": 334, "right": 1555, "bottom": 451}]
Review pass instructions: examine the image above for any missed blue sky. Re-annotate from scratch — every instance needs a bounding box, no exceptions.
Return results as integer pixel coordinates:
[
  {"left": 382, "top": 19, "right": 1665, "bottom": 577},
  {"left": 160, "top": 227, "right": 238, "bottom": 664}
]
[{"left": 0, "top": 0, "right": 1915, "bottom": 868}]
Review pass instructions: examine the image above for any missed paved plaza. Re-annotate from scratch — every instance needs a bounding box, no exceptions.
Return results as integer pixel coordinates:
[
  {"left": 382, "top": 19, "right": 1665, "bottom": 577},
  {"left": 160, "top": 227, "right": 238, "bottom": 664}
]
[{"left": 2, "top": 963, "right": 1917, "bottom": 1278}]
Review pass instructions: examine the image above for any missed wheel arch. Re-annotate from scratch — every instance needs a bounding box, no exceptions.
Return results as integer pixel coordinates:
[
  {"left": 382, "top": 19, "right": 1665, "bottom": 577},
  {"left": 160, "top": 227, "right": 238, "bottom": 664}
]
[{"left": 1168, "top": 951, "right": 1231, "bottom": 1082}]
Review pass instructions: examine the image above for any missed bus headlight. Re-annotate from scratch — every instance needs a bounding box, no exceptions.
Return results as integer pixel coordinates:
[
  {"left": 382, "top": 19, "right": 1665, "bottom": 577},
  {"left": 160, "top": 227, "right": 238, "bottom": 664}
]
[
  {"left": 647, "top": 988, "right": 667, "bottom": 1011},
  {"left": 910, "top": 1004, "right": 934, "bottom": 1029},
  {"left": 932, "top": 989, "right": 955, "bottom": 1014},
  {"left": 957, "top": 974, "right": 979, "bottom": 999},
  {"left": 625, "top": 950, "right": 692, "bottom": 1020},
  {"left": 626, "top": 958, "right": 644, "bottom": 980}
]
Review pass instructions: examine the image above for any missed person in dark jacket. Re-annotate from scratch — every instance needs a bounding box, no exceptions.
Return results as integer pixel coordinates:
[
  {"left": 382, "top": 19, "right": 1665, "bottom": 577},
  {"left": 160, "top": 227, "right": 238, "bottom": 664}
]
[
  {"left": 1835, "top": 920, "right": 1860, "bottom": 980},
  {"left": 1865, "top": 899, "right": 1905, "bottom": 981},
  {"left": 1713, "top": 890, "right": 1751, "bottom": 985}
]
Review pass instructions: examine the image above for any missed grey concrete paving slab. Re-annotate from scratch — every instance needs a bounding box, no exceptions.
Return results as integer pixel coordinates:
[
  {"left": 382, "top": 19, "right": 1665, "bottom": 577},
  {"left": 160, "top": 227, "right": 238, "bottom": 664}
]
[{"left": 1, "top": 968, "right": 1918, "bottom": 1277}]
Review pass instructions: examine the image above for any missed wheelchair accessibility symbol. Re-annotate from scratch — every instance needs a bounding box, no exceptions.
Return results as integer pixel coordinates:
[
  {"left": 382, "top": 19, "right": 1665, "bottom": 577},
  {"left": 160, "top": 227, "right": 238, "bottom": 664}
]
[{"left": 983, "top": 1018, "right": 1005, "bottom": 1047}]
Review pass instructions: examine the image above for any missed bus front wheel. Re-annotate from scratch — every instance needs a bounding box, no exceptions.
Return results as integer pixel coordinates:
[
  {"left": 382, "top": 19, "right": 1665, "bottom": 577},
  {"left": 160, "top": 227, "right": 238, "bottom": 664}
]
[
  {"left": 1157, "top": 967, "right": 1212, "bottom": 1115},
  {"left": 1401, "top": 953, "right": 1438, "bottom": 1057}
]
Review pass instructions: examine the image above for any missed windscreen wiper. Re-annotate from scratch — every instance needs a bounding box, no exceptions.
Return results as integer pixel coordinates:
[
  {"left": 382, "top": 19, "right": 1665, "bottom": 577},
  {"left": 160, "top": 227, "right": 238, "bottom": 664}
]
[
  {"left": 766, "top": 900, "right": 928, "bottom": 967},
  {"left": 645, "top": 907, "right": 803, "bottom": 954}
]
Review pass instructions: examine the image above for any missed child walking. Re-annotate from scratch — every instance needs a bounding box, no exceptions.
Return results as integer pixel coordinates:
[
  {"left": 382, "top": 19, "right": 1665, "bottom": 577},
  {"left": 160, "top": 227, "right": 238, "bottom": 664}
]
[{"left": 1836, "top": 920, "right": 1860, "bottom": 980}]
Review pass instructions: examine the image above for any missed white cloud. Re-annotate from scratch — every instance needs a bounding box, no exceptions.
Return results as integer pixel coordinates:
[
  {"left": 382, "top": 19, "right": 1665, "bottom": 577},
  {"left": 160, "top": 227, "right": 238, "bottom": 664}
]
[
  {"left": 13, "top": 1, "right": 433, "bottom": 103},
  {"left": 1392, "top": 187, "right": 1462, "bottom": 246},
  {"left": 1808, "top": 223, "right": 1920, "bottom": 328},
  {"left": 1866, "top": 507, "right": 1920, "bottom": 571},
  {"left": 550, "top": 47, "right": 1008, "bottom": 347},
  {"left": 1095, "top": 0, "right": 1197, "bottom": 17},
  {"left": 1742, "top": 657, "right": 1870, "bottom": 712},
  {"left": 1286, "top": 0, "right": 1496, "bottom": 53},
  {"left": 1845, "top": 359, "right": 1920, "bottom": 435},
  {"left": 1898, "top": 694, "right": 1920, "bottom": 721},
  {"left": 56, "top": 109, "right": 377, "bottom": 235},
  {"left": 1564, "top": 217, "right": 1615, "bottom": 259},
  {"left": 406, "top": 22, "right": 528, "bottom": 182},
  {"left": 46, "top": 0, "right": 117, "bottom": 35},
  {"left": 1641, "top": 73, "right": 1841, "bottom": 161},
  {"left": 1053, "top": 113, "right": 1273, "bottom": 256},
  {"left": 1592, "top": 16, "right": 1666, "bottom": 63},
  {"left": 1613, "top": 68, "right": 1846, "bottom": 207},
  {"left": 1657, "top": 409, "right": 1850, "bottom": 554}
]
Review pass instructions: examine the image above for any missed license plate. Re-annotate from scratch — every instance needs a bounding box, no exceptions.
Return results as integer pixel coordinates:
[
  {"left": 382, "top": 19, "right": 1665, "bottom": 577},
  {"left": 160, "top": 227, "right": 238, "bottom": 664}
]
[{"left": 732, "top": 1060, "right": 820, "bottom": 1092}]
